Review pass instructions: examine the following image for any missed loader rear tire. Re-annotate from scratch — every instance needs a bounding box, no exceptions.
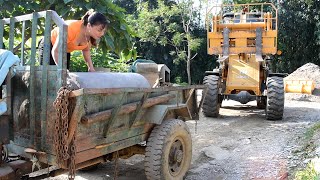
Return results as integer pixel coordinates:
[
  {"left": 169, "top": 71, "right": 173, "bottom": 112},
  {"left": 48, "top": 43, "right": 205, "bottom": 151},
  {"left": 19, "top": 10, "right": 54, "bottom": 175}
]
[
  {"left": 266, "top": 77, "right": 284, "bottom": 120},
  {"left": 202, "top": 75, "right": 221, "bottom": 117},
  {"left": 145, "top": 119, "right": 192, "bottom": 180}
]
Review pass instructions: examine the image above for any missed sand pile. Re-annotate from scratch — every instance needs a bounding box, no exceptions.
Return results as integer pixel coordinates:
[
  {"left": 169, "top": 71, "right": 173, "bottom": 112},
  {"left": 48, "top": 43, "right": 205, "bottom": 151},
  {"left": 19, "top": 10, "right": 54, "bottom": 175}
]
[
  {"left": 285, "top": 63, "right": 320, "bottom": 88},
  {"left": 284, "top": 63, "right": 320, "bottom": 102}
]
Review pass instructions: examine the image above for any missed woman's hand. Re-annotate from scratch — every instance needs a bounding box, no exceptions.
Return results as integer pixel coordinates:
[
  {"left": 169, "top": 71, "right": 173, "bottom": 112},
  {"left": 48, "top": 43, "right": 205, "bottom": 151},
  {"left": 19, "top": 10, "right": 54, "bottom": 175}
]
[
  {"left": 88, "top": 66, "right": 95, "bottom": 72},
  {"left": 82, "top": 49, "right": 96, "bottom": 72}
]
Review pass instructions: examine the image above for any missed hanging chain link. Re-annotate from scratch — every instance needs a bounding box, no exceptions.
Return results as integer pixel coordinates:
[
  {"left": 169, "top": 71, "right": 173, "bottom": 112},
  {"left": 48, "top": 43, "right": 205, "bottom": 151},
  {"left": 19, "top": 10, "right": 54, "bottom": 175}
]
[
  {"left": 68, "top": 132, "right": 76, "bottom": 180},
  {"left": 53, "top": 87, "right": 76, "bottom": 180},
  {"left": 113, "top": 151, "right": 119, "bottom": 180}
]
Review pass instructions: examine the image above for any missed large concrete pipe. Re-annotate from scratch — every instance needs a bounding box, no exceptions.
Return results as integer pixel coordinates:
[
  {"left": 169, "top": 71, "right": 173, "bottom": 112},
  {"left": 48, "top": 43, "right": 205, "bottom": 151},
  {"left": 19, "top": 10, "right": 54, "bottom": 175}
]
[{"left": 68, "top": 72, "right": 151, "bottom": 89}]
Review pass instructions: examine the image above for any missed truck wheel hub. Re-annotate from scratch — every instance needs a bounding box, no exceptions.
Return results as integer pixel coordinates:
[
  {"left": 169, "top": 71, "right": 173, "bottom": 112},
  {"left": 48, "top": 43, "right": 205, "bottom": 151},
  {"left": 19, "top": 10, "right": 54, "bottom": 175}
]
[{"left": 175, "top": 150, "right": 183, "bottom": 163}]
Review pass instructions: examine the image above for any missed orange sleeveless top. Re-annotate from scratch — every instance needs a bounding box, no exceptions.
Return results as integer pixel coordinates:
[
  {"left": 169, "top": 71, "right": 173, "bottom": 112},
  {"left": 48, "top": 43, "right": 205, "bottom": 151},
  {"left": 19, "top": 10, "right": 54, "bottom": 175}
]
[{"left": 51, "top": 20, "right": 89, "bottom": 53}]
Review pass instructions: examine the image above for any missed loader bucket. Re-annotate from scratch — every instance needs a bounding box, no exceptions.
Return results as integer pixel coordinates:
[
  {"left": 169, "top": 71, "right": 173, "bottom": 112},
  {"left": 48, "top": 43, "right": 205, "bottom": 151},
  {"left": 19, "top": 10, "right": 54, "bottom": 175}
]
[{"left": 284, "top": 80, "right": 315, "bottom": 94}]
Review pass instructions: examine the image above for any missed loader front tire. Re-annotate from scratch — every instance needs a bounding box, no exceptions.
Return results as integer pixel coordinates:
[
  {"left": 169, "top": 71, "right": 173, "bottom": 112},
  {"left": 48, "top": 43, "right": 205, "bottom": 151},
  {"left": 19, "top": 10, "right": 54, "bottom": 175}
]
[
  {"left": 202, "top": 75, "right": 221, "bottom": 117},
  {"left": 145, "top": 119, "right": 192, "bottom": 180},
  {"left": 266, "top": 77, "right": 284, "bottom": 120}
]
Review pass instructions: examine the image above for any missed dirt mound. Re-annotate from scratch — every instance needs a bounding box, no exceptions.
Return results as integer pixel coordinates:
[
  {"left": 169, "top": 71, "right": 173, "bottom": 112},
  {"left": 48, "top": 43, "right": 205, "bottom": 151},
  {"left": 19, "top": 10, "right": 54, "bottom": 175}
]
[
  {"left": 285, "top": 93, "right": 320, "bottom": 102},
  {"left": 285, "top": 63, "right": 320, "bottom": 101},
  {"left": 285, "top": 63, "right": 320, "bottom": 88}
]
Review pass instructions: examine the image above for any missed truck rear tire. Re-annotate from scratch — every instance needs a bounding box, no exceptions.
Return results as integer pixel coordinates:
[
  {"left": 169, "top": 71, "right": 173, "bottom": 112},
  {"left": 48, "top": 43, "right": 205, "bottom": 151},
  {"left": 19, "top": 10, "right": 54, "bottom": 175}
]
[
  {"left": 266, "top": 77, "right": 284, "bottom": 120},
  {"left": 202, "top": 75, "right": 221, "bottom": 117},
  {"left": 145, "top": 119, "right": 192, "bottom": 180},
  {"left": 1, "top": 145, "right": 8, "bottom": 162}
]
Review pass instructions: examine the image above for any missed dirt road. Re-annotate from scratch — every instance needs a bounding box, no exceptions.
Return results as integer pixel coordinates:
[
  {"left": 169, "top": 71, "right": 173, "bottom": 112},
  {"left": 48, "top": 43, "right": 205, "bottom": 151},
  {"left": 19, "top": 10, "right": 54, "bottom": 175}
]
[
  {"left": 186, "top": 98, "right": 320, "bottom": 180},
  {"left": 51, "top": 97, "right": 320, "bottom": 180}
]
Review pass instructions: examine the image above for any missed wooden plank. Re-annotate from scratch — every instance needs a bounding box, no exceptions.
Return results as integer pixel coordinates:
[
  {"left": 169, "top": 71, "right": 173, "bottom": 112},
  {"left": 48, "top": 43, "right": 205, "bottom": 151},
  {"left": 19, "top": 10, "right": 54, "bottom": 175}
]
[
  {"left": 75, "top": 134, "right": 147, "bottom": 164},
  {"left": 15, "top": 65, "right": 58, "bottom": 71},
  {"left": 128, "top": 92, "right": 150, "bottom": 127},
  {"left": 40, "top": 11, "right": 52, "bottom": 149},
  {"left": 67, "top": 96, "right": 84, "bottom": 145},
  {"left": 20, "top": 21, "right": 26, "bottom": 65},
  {"left": 2, "top": 12, "right": 46, "bottom": 24},
  {"left": 185, "top": 88, "right": 195, "bottom": 105},
  {"left": 57, "top": 23, "right": 67, "bottom": 87},
  {"left": 8, "top": 17, "right": 14, "bottom": 51},
  {"left": 82, "top": 93, "right": 175, "bottom": 125},
  {"left": 50, "top": 10, "right": 67, "bottom": 27},
  {"left": 69, "top": 89, "right": 84, "bottom": 97},
  {"left": 71, "top": 85, "right": 206, "bottom": 97},
  {"left": 2, "top": 11, "right": 66, "bottom": 27},
  {"left": 76, "top": 126, "right": 146, "bottom": 152},
  {"left": 29, "top": 12, "right": 38, "bottom": 147},
  {"left": 0, "top": 20, "right": 4, "bottom": 49},
  {"left": 104, "top": 92, "right": 128, "bottom": 136}
]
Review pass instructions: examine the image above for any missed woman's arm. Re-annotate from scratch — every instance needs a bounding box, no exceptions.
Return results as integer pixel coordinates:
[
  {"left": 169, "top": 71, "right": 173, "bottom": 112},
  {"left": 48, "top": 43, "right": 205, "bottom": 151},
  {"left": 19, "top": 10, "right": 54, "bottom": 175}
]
[
  {"left": 82, "top": 49, "right": 95, "bottom": 72},
  {"left": 51, "top": 35, "right": 59, "bottom": 65}
]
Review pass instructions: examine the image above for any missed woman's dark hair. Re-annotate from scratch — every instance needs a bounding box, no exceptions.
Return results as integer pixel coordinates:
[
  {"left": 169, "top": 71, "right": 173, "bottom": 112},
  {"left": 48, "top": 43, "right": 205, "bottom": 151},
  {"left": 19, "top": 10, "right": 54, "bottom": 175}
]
[{"left": 81, "top": 10, "right": 109, "bottom": 46}]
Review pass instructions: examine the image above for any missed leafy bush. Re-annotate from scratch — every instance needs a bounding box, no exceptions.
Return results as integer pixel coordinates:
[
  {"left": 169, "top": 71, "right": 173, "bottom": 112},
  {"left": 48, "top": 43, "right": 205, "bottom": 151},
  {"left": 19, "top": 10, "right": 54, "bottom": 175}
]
[
  {"left": 70, "top": 48, "right": 134, "bottom": 72},
  {"left": 295, "top": 157, "right": 320, "bottom": 180}
]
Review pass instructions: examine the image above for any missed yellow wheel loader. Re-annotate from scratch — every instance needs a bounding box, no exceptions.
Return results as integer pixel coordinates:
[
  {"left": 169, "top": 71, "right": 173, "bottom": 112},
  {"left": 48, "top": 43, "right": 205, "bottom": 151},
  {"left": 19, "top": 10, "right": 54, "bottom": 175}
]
[{"left": 203, "top": 3, "right": 285, "bottom": 120}]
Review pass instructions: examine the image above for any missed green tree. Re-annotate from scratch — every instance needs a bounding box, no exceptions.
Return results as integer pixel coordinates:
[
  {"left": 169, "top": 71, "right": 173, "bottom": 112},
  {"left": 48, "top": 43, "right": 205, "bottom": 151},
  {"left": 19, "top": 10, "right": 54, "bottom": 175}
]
[
  {"left": 277, "top": 0, "right": 320, "bottom": 73},
  {"left": 113, "top": 0, "right": 216, "bottom": 84},
  {"left": 131, "top": 0, "right": 202, "bottom": 84},
  {"left": 0, "top": 0, "right": 135, "bottom": 71},
  {"left": 174, "top": 0, "right": 202, "bottom": 85}
]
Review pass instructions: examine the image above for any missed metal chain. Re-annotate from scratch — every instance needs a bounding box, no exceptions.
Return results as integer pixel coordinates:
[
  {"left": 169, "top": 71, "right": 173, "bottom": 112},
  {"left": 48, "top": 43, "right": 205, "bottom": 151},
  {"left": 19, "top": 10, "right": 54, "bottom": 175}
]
[
  {"left": 53, "top": 87, "right": 76, "bottom": 180},
  {"left": 68, "top": 133, "right": 76, "bottom": 180}
]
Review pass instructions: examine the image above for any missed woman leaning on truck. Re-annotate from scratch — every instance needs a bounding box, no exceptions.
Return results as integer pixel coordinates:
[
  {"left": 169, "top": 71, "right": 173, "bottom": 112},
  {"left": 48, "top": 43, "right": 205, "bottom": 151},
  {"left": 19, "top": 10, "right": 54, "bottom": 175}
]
[{"left": 38, "top": 10, "right": 109, "bottom": 72}]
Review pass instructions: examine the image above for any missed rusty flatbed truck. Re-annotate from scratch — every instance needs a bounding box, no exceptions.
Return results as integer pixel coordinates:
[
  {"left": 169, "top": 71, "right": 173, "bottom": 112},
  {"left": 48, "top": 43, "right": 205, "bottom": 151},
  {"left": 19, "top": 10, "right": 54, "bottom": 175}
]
[{"left": 0, "top": 11, "right": 205, "bottom": 179}]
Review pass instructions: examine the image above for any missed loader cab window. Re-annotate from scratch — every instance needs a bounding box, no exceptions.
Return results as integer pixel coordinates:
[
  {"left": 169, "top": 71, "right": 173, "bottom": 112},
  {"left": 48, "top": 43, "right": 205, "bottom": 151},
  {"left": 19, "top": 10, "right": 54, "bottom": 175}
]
[
  {"left": 246, "top": 12, "right": 262, "bottom": 22},
  {"left": 223, "top": 13, "right": 240, "bottom": 23}
]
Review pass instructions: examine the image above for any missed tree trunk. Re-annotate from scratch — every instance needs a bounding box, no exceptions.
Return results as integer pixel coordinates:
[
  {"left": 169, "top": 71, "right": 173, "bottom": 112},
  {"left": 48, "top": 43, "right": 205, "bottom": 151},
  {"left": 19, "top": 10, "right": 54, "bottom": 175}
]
[{"left": 187, "top": 43, "right": 191, "bottom": 85}]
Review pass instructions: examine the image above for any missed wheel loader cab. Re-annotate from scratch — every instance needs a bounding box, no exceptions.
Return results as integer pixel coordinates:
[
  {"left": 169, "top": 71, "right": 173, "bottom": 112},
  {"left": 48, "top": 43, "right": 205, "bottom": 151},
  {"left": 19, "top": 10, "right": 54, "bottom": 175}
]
[
  {"left": 203, "top": 3, "right": 285, "bottom": 120},
  {"left": 222, "top": 13, "right": 240, "bottom": 23},
  {"left": 222, "top": 12, "right": 262, "bottom": 23}
]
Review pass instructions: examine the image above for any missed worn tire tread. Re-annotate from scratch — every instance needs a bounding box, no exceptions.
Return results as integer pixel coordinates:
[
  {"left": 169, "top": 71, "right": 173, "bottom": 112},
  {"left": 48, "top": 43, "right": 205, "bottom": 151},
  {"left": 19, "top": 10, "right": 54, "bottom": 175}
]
[
  {"left": 144, "top": 119, "right": 191, "bottom": 180},
  {"left": 202, "top": 75, "right": 221, "bottom": 117},
  {"left": 266, "top": 77, "right": 284, "bottom": 120}
]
